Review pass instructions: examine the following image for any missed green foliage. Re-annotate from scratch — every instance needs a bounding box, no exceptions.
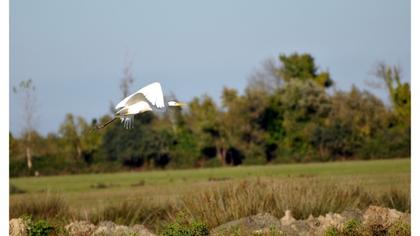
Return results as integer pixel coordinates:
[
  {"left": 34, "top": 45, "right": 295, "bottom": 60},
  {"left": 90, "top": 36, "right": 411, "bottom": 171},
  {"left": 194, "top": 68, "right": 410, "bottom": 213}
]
[
  {"left": 220, "top": 87, "right": 268, "bottom": 165},
  {"left": 339, "top": 216, "right": 411, "bottom": 236},
  {"left": 9, "top": 132, "right": 20, "bottom": 160},
  {"left": 342, "top": 219, "right": 363, "bottom": 236},
  {"left": 161, "top": 215, "right": 209, "bottom": 236},
  {"left": 101, "top": 112, "right": 173, "bottom": 168},
  {"left": 278, "top": 53, "right": 333, "bottom": 87},
  {"left": 375, "top": 63, "right": 410, "bottom": 126},
  {"left": 27, "top": 219, "right": 55, "bottom": 236},
  {"left": 10, "top": 158, "right": 31, "bottom": 177},
  {"left": 59, "top": 114, "right": 100, "bottom": 163},
  {"left": 324, "top": 226, "right": 339, "bottom": 236},
  {"left": 187, "top": 95, "right": 226, "bottom": 165},
  {"left": 310, "top": 87, "right": 394, "bottom": 160},
  {"left": 270, "top": 80, "right": 331, "bottom": 161},
  {"left": 388, "top": 220, "right": 410, "bottom": 236},
  {"left": 169, "top": 128, "right": 200, "bottom": 168}
]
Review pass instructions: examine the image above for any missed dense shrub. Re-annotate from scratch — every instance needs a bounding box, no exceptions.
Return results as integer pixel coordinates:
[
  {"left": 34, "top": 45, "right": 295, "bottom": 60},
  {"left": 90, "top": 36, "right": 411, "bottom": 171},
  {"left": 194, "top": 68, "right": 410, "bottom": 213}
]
[
  {"left": 161, "top": 220, "right": 209, "bottom": 236},
  {"left": 27, "top": 219, "right": 55, "bottom": 236}
]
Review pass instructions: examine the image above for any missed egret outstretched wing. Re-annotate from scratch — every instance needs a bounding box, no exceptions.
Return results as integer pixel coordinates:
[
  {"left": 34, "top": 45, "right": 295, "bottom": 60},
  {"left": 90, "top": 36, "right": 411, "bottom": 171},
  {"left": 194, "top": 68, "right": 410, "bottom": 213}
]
[
  {"left": 138, "top": 82, "right": 165, "bottom": 109},
  {"left": 117, "top": 93, "right": 147, "bottom": 109},
  {"left": 115, "top": 93, "right": 136, "bottom": 110},
  {"left": 115, "top": 82, "right": 164, "bottom": 110}
]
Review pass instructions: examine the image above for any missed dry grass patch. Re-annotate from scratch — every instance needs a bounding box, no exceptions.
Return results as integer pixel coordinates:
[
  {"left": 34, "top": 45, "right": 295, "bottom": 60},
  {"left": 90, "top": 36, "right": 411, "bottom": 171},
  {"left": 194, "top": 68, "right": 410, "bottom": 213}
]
[
  {"left": 9, "top": 178, "right": 410, "bottom": 234},
  {"left": 176, "top": 178, "right": 409, "bottom": 228},
  {"left": 84, "top": 197, "right": 176, "bottom": 231},
  {"left": 10, "top": 192, "right": 69, "bottom": 221}
]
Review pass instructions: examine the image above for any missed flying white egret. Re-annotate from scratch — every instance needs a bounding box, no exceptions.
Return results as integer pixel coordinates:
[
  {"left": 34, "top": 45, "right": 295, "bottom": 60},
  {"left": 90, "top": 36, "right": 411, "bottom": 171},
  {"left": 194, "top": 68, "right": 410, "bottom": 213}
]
[{"left": 93, "top": 82, "right": 185, "bottom": 130}]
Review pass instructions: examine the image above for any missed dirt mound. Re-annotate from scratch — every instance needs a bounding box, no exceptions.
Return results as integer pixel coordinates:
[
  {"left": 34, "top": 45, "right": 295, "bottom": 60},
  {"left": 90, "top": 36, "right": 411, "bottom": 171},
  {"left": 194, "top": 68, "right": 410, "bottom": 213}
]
[
  {"left": 8, "top": 219, "right": 155, "bottom": 236},
  {"left": 91, "top": 221, "right": 155, "bottom": 236},
  {"left": 211, "top": 206, "right": 410, "bottom": 236},
  {"left": 212, "top": 213, "right": 282, "bottom": 234},
  {"left": 65, "top": 221, "right": 96, "bottom": 236},
  {"left": 9, "top": 206, "right": 410, "bottom": 236},
  {"left": 9, "top": 218, "right": 27, "bottom": 236}
]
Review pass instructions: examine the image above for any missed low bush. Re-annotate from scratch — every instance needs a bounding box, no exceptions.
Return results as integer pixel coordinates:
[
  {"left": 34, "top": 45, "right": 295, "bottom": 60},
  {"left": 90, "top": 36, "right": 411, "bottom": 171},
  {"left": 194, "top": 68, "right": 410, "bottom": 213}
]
[
  {"left": 388, "top": 220, "right": 410, "bottom": 236},
  {"left": 341, "top": 219, "right": 363, "bottom": 236},
  {"left": 27, "top": 219, "right": 55, "bottom": 236},
  {"left": 161, "top": 213, "right": 209, "bottom": 236},
  {"left": 89, "top": 182, "right": 120, "bottom": 189},
  {"left": 324, "top": 226, "right": 339, "bottom": 236}
]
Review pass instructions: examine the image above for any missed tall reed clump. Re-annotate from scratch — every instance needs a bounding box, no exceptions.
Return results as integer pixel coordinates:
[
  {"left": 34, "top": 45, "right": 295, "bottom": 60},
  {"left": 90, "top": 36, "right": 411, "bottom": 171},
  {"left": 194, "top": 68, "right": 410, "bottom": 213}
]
[
  {"left": 86, "top": 197, "right": 176, "bottom": 231},
  {"left": 377, "top": 187, "right": 410, "bottom": 213},
  {"left": 176, "top": 178, "right": 409, "bottom": 229},
  {"left": 9, "top": 192, "right": 69, "bottom": 221}
]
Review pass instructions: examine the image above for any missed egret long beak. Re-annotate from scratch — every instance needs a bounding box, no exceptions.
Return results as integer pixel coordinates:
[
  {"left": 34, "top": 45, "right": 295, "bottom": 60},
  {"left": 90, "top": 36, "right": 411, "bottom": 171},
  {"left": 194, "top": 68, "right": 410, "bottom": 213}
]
[{"left": 175, "top": 102, "right": 187, "bottom": 106}]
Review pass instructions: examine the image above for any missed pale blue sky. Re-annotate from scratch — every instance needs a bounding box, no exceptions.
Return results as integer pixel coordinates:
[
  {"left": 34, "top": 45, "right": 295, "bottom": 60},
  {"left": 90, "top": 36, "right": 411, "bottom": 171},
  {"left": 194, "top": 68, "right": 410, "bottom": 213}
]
[{"left": 10, "top": 0, "right": 410, "bottom": 135}]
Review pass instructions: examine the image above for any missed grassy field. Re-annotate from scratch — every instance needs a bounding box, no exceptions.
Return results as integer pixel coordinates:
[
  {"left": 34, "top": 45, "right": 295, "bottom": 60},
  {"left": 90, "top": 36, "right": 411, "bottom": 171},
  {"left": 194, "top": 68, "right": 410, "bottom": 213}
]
[{"left": 10, "top": 158, "right": 410, "bottom": 211}]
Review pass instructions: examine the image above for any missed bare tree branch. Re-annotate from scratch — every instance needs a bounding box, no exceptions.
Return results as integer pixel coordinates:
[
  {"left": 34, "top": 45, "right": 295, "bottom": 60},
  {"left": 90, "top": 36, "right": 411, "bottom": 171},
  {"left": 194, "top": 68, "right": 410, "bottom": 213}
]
[
  {"left": 13, "top": 79, "right": 38, "bottom": 170},
  {"left": 120, "top": 54, "right": 135, "bottom": 98}
]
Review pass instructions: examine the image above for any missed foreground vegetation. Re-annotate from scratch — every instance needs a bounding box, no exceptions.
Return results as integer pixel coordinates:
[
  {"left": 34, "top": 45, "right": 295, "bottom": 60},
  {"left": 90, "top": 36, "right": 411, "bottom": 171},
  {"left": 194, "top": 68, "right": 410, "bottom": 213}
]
[
  {"left": 10, "top": 159, "right": 410, "bottom": 234},
  {"left": 10, "top": 52, "right": 410, "bottom": 177}
]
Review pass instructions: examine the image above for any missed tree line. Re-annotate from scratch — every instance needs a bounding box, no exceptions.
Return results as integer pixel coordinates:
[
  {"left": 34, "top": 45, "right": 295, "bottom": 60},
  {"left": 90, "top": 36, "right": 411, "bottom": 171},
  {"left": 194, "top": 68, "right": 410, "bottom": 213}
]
[{"left": 10, "top": 53, "right": 411, "bottom": 177}]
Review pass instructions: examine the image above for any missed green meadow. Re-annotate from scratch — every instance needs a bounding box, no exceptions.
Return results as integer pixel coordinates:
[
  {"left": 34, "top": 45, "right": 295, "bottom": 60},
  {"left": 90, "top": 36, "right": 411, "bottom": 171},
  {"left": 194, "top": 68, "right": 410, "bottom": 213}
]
[{"left": 10, "top": 158, "right": 410, "bottom": 211}]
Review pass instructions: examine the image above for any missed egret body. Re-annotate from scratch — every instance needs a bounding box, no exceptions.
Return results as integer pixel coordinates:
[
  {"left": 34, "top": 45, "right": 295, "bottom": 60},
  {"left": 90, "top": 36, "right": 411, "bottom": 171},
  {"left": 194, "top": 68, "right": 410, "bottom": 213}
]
[{"left": 94, "top": 82, "right": 184, "bottom": 130}]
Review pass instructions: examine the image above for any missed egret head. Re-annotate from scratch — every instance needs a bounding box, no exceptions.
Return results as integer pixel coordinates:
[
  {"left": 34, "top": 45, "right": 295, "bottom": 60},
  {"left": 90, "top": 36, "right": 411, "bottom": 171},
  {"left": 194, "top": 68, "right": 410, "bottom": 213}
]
[{"left": 168, "top": 101, "right": 186, "bottom": 107}]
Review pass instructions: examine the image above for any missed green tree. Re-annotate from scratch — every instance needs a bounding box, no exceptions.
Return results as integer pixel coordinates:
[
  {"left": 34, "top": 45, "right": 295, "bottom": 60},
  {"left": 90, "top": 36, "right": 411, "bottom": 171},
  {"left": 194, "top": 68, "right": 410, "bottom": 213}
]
[
  {"left": 101, "top": 112, "right": 173, "bottom": 168},
  {"left": 221, "top": 87, "right": 269, "bottom": 164},
  {"left": 375, "top": 63, "right": 410, "bottom": 125},
  {"left": 278, "top": 53, "right": 333, "bottom": 87},
  {"left": 165, "top": 104, "right": 200, "bottom": 168},
  {"left": 59, "top": 114, "right": 88, "bottom": 160},
  {"left": 275, "top": 80, "right": 331, "bottom": 161},
  {"left": 9, "top": 132, "right": 20, "bottom": 160},
  {"left": 186, "top": 96, "right": 226, "bottom": 165},
  {"left": 42, "top": 133, "right": 61, "bottom": 157},
  {"left": 312, "top": 87, "right": 389, "bottom": 160}
]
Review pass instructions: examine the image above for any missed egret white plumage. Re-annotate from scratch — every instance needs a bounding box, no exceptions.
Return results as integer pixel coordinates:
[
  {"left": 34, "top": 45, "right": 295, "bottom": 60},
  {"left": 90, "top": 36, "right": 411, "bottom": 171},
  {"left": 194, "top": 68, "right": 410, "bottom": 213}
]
[{"left": 94, "top": 82, "right": 185, "bottom": 130}]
